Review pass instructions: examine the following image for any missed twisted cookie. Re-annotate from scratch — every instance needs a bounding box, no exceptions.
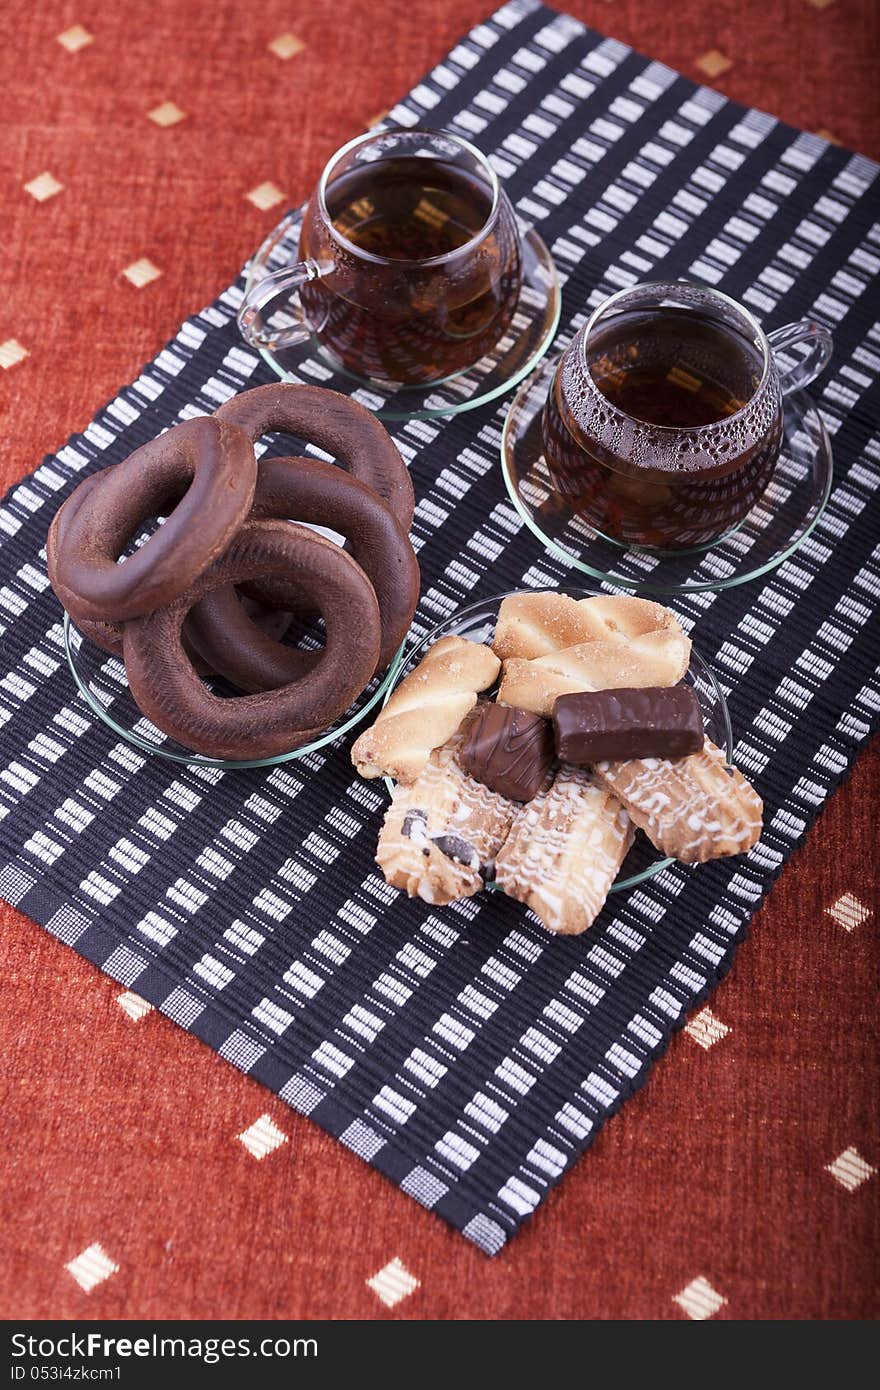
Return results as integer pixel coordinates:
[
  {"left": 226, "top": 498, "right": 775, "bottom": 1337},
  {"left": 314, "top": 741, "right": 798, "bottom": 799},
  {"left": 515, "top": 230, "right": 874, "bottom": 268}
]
[
  {"left": 497, "top": 635, "right": 691, "bottom": 716},
  {"left": 494, "top": 592, "right": 691, "bottom": 716},
  {"left": 351, "top": 636, "right": 500, "bottom": 783},
  {"left": 492, "top": 591, "right": 684, "bottom": 660}
]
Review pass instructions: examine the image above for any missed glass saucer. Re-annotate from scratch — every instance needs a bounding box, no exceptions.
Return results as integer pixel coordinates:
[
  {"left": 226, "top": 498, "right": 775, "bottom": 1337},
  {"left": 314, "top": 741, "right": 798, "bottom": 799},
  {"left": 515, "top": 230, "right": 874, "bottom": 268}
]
[
  {"left": 380, "top": 588, "right": 733, "bottom": 893},
  {"left": 63, "top": 613, "right": 401, "bottom": 770},
  {"left": 501, "top": 355, "right": 833, "bottom": 593},
  {"left": 243, "top": 210, "right": 560, "bottom": 421}
]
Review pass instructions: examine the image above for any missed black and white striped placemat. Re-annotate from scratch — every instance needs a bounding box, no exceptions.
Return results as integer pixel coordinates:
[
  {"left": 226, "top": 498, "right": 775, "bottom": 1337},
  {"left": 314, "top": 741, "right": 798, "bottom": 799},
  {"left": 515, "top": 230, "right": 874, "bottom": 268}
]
[{"left": 1, "top": 0, "right": 878, "bottom": 1254}]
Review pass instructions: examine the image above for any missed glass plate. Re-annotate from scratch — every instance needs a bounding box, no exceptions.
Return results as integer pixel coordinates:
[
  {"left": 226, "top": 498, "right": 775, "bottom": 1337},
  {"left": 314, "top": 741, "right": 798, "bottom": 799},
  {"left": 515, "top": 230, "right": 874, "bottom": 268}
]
[
  {"left": 64, "top": 613, "right": 401, "bottom": 770},
  {"left": 501, "top": 354, "right": 833, "bottom": 593},
  {"left": 381, "top": 588, "right": 733, "bottom": 893},
  {"left": 243, "top": 211, "right": 560, "bottom": 421}
]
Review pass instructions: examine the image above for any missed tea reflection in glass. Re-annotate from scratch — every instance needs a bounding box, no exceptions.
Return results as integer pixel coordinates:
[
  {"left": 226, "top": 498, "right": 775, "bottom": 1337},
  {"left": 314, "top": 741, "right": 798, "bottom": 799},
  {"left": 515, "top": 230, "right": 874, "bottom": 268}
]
[
  {"left": 539, "top": 282, "right": 823, "bottom": 550},
  {"left": 239, "top": 129, "right": 523, "bottom": 388},
  {"left": 300, "top": 149, "right": 521, "bottom": 385}
]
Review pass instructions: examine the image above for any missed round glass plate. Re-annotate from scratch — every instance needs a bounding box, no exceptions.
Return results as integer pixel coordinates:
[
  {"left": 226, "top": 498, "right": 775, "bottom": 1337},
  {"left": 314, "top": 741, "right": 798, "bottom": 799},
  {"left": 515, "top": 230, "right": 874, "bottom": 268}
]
[
  {"left": 244, "top": 210, "right": 560, "bottom": 421},
  {"left": 63, "top": 613, "right": 401, "bottom": 770},
  {"left": 501, "top": 354, "right": 833, "bottom": 593},
  {"left": 381, "top": 588, "right": 733, "bottom": 893}
]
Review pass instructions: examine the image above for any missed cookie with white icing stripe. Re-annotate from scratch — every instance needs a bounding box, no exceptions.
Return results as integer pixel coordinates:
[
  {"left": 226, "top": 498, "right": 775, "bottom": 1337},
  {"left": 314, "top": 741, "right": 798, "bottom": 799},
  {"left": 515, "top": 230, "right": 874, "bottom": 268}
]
[
  {"left": 592, "top": 738, "right": 762, "bottom": 864},
  {"left": 495, "top": 765, "right": 634, "bottom": 935},
  {"left": 376, "top": 731, "right": 518, "bottom": 904}
]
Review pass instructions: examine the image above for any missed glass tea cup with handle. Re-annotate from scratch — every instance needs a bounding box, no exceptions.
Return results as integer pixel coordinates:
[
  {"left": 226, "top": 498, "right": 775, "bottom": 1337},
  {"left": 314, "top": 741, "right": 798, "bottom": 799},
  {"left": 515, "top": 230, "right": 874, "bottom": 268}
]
[
  {"left": 238, "top": 128, "right": 523, "bottom": 388},
  {"left": 540, "top": 280, "right": 833, "bottom": 550}
]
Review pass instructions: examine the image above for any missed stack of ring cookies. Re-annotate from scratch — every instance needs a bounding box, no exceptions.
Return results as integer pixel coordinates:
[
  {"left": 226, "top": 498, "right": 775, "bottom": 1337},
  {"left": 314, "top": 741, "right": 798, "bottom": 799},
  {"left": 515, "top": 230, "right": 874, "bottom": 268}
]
[{"left": 47, "top": 383, "right": 420, "bottom": 761}]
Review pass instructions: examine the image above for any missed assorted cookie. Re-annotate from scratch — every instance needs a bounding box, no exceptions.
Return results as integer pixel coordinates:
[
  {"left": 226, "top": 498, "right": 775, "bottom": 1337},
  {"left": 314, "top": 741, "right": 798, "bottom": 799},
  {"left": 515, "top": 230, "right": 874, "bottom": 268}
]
[
  {"left": 496, "top": 767, "right": 634, "bottom": 936},
  {"left": 355, "top": 590, "right": 763, "bottom": 936},
  {"left": 458, "top": 702, "right": 556, "bottom": 802},
  {"left": 553, "top": 684, "right": 705, "bottom": 763},
  {"left": 350, "top": 634, "right": 500, "bottom": 783},
  {"left": 376, "top": 726, "right": 518, "bottom": 906},
  {"left": 593, "top": 740, "right": 764, "bottom": 864}
]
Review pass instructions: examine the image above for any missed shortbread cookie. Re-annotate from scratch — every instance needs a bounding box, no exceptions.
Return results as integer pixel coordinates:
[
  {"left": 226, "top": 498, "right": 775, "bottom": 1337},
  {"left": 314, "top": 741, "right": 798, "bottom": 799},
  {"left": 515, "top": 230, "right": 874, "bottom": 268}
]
[
  {"left": 498, "top": 628, "right": 691, "bottom": 717},
  {"left": 593, "top": 738, "right": 763, "bottom": 863},
  {"left": 495, "top": 765, "right": 634, "bottom": 934},
  {"left": 492, "top": 591, "right": 686, "bottom": 661},
  {"left": 376, "top": 733, "right": 518, "bottom": 904},
  {"left": 352, "top": 635, "right": 500, "bottom": 783}
]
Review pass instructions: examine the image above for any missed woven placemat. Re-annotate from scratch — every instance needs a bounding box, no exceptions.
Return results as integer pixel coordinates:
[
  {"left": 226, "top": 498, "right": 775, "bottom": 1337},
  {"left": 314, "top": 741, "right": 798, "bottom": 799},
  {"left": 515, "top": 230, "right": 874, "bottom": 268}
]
[{"left": 0, "top": 0, "right": 877, "bottom": 1254}]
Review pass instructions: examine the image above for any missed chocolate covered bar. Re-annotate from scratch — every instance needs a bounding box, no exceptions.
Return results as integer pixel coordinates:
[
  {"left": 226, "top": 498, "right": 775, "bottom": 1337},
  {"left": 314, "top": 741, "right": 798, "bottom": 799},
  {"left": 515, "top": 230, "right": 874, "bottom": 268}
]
[
  {"left": 458, "top": 702, "right": 556, "bottom": 801},
  {"left": 553, "top": 684, "right": 704, "bottom": 764}
]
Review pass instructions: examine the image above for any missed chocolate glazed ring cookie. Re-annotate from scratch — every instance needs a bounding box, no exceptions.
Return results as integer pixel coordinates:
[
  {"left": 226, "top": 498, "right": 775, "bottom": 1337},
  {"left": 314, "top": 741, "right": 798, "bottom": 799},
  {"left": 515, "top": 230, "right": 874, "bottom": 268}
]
[
  {"left": 49, "top": 416, "right": 257, "bottom": 624},
  {"left": 215, "top": 382, "right": 414, "bottom": 530},
  {"left": 123, "top": 520, "right": 382, "bottom": 761},
  {"left": 187, "top": 456, "right": 419, "bottom": 688},
  {"left": 184, "top": 584, "right": 318, "bottom": 694},
  {"left": 47, "top": 465, "right": 292, "bottom": 668},
  {"left": 48, "top": 468, "right": 126, "bottom": 655}
]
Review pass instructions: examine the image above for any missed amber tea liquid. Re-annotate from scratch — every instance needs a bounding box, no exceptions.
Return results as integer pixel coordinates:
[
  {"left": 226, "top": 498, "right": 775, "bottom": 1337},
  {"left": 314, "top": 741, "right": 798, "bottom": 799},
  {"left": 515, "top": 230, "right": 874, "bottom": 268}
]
[
  {"left": 299, "top": 156, "right": 521, "bottom": 385},
  {"left": 543, "top": 308, "right": 782, "bottom": 548}
]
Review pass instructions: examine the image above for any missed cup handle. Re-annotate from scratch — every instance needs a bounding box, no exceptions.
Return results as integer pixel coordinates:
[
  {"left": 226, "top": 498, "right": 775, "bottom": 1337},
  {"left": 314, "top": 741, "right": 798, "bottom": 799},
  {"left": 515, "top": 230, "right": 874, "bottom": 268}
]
[
  {"left": 238, "top": 258, "right": 330, "bottom": 351},
  {"left": 766, "top": 319, "right": 833, "bottom": 396}
]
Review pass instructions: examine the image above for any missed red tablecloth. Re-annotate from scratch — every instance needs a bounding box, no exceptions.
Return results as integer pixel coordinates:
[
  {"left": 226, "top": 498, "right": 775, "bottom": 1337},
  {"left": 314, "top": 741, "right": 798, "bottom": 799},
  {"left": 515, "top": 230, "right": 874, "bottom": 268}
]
[{"left": 1, "top": 0, "right": 877, "bottom": 1320}]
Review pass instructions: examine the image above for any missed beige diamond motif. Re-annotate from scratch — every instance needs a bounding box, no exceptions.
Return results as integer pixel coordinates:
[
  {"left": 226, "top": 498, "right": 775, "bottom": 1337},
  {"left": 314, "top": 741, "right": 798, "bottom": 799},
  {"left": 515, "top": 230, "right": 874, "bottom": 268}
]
[
  {"left": 246, "top": 181, "right": 285, "bottom": 212},
  {"left": 685, "top": 1007, "right": 730, "bottom": 1050},
  {"left": 815, "top": 128, "right": 842, "bottom": 146},
  {"left": 674, "top": 1275, "right": 727, "bottom": 1320},
  {"left": 237, "top": 1113, "right": 288, "bottom": 1160},
  {"left": 268, "top": 33, "right": 305, "bottom": 60},
  {"left": 805, "top": 0, "right": 836, "bottom": 9},
  {"left": 826, "top": 892, "right": 871, "bottom": 932},
  {"left": 825, "top": 1146, "right": 875, "bottom": 1193},
  {"left": 696, "top": 50, "right": 733, "bottom": 80},
  {"left": 0, "top": 339, "right": 29, "bottom": 370},
  {"left": 148, "top": 101, "right": 187, "bottom": 128},
  {"left": 367, "top": 1257, "right": 420, "bottom": 1309},
  {"left": 24, "top": 171, "right": 64, "bottom": 202},
  {"left": 65, "top": 1243, "right": 119, "bottom": 1293},
  {"left": 57, "top": 24, "right": 94, "bottom": 53},
  {"left": 122, "top": 258, "right": 162, "bottom": 288},
  {"left": 117, "top": 990, "right": 153, "bottom": 1022}
]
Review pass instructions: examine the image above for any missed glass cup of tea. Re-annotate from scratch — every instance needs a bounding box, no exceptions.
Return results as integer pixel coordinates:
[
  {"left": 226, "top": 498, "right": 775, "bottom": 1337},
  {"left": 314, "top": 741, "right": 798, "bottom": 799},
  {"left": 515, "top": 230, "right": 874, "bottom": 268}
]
[
  {"left": 238, "top": 128, "right": 523, "bottom": 388},
  {"left": 541, "top": 280, "right": 833, "bottom": 550}
]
